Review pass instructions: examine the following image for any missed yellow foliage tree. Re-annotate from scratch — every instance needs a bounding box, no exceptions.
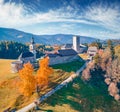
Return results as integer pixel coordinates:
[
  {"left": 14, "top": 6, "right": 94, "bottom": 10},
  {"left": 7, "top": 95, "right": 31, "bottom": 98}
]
[
  {"left": 19, "top": 62, "right": 36, "bottom": 96},
  {"left": 36, "top": 56, "right": 53, "bottom": 88},
  {"left": 18, "top": 57, "right": 53, "bottom": 97},
  {"left": 115, "top": 45, "right": 120, "bottom": 58}
]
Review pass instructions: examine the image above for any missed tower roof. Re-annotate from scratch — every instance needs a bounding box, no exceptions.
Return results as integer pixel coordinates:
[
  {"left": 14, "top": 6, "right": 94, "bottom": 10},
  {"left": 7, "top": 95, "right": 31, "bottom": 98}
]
[
  {"left": 19, "top": 52, "right": 34, "bottom": 58},
  {"left": 31, "top": 37, "right": 35, "bottom": 44}
]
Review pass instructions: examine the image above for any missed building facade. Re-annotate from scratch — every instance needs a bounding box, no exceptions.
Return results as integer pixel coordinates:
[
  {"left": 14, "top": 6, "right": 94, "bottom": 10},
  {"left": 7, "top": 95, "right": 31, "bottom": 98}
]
[
  {"left": 47, "top": 49, "right": 81, "bottom": 65},
  {"left": 61, "top": 36, "right": 87, "bottom": 53},
  {"left": 87, "top": 46, "right": 98, "bottom": 59}
]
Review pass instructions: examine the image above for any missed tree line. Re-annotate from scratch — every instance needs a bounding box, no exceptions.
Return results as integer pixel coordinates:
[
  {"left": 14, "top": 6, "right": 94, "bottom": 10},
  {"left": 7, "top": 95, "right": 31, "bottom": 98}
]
[
  {"left": 0, "top": 41, "right": 53, "bottom": 59},
  {"left": 0, "top": 41, "right": 29, "bottom": 59}
]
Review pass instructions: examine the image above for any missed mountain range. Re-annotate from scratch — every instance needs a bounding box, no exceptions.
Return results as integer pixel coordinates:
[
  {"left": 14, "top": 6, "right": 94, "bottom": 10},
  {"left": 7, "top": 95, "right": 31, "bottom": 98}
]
[{"left": 0, "top": 27, "right": 98, "bottom": 45}]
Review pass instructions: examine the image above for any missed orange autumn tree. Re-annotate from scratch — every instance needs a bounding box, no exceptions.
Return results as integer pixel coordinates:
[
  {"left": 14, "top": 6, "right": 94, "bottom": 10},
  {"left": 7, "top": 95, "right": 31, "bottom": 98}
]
[
  {"left": 36, "top": 56, "right": 53, "bottom": 88},
  {"left": 19, "top": 62, "right": 36, "bottom": 96}
]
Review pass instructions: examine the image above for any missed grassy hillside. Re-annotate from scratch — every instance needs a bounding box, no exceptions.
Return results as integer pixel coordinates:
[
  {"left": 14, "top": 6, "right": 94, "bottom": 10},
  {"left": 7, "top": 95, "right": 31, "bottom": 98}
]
[
  {"left": 0, "top": 59, "right": 84, "bottom": 111},
  {"left": 39, "top": 77, "right": 120, "bottom": 112},
  {"left": 0, "top": 59, "right": 19, "bottom": 111},
  {"left": 0, "top": 59, "right": 17, "bottom": 81},
  {"left": 52, "top": 60, "right": 84, "bottom": 72}
]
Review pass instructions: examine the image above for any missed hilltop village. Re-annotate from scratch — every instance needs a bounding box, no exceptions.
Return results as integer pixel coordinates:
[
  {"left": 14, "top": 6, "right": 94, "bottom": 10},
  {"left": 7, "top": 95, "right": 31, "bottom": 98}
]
[{"left": 11, "top": 36, "right": 98, "bottom": 73}]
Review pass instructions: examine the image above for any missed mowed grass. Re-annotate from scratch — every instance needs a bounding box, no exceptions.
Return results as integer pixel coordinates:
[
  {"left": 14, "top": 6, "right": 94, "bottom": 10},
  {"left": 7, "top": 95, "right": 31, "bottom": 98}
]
[
  {"left": 39, "top": 77, "right": 120, "bottom": 112},
  {"left": 0, "top": 59, "right": 84, "bottom": 111}
]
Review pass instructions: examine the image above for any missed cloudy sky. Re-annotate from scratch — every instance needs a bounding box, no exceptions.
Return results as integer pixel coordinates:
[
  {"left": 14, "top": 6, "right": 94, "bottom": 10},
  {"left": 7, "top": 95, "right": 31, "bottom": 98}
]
[{"left": 0, "top": 0, "right": 120, "bottom": 39}]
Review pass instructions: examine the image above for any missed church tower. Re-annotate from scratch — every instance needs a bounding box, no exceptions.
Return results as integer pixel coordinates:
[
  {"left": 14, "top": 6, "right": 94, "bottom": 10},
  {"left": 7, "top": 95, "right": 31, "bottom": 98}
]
[
  {"left": 29, "top": 37, "right": 36, "bottom": 59},
  {"left": 73, "top": 36, "right": 80, "bottom": 52}
]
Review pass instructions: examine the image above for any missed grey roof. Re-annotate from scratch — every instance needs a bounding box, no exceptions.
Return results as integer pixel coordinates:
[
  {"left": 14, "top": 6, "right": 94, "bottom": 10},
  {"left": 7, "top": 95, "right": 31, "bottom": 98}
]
[
  {"left": 62, "top": 44, "right": 72, "bottom": 49},
  {"left": 47, "top": 53, "right": 58, "bottom": 58},
  {"left": 19, "top": 52, "right": 34, "bottom": 58},
  {"left": 58, "top": 49, "right": 77, "bottom": 56},
  {"left": 31, "top": 37, "right": 35, "bottom": 44}
]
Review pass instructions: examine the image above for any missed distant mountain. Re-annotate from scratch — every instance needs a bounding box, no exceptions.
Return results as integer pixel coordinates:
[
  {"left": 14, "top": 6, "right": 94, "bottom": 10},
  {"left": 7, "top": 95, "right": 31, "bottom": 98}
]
[{"left": 0, "top": 27, "right": 97, "bottom": 45}]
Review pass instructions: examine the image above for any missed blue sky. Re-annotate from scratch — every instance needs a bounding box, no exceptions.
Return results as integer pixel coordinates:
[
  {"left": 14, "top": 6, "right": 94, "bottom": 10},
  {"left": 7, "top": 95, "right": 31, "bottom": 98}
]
[{"left": 0, "top": 0, "right": 120, "bottom": 39}]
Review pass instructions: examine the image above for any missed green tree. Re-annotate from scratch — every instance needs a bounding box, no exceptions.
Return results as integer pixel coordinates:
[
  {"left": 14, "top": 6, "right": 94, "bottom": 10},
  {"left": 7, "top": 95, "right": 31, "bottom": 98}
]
[
  {"left": 107, "top": 40, "right": 114, "bottom": 59},
  {"left": 115, "top": 45, "right": 120, "bottom": 58},
  {"left": 89, "top": 40, "right": 102, "bottom": 49},
  {"left": 94, "top": 53, "right": 101, "bottom": 66}
]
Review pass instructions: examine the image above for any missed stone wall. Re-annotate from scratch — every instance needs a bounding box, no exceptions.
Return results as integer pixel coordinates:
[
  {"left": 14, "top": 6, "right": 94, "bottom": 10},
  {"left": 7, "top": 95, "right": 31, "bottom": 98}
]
[
  {"left": 11, "top": 55, "right": 81, "bottom": 73},
  {"left": 11, "top": 61, "right": 23, "bottom": 73},
  {"left": 49, "top": 55, "right": 80, "bottom": 65}
]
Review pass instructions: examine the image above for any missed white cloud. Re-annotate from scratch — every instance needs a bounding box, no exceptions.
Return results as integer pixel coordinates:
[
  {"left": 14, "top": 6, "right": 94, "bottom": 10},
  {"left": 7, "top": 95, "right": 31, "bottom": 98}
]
[
  {"left": 85, "top": 4, "right": 120, "bottom": 33},
  {"left": 0, "top": 0, "right": 25, "bottom": 27},
  {"left": 0, "top": 1, "right": 120, "bottom": 39},
  {"left": 0, "top": 1, "right": 97, "bottom": 27}
]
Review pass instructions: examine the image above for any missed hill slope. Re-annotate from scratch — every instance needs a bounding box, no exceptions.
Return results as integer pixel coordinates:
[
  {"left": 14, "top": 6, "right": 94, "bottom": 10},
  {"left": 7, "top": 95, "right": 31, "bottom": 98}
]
[
  {"left": 39, "top": 77, "right": 120, "bottom": 112},
  {"left": 0, "top": 27, "right": 97, "bottom": 45}
]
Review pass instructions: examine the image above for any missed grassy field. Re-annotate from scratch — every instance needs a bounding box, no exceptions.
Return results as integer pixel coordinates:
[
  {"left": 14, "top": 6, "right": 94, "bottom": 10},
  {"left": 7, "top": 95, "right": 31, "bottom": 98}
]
[
  {"left": 0, "top": 59, "right": 84, "bottom": 111},
  {"left": 39, "top": 77, "right": 120, "bottom": 112},
  {"left": 51, "top": 60, "right": 84, "bottom": 72}
]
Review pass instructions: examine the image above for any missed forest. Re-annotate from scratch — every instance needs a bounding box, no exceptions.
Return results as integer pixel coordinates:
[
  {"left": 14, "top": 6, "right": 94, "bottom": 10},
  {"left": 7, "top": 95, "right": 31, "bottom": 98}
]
[
  {"left": 0, "top": 41, "right": 53, "bottom": 59},
  {"left": 82, "top": 40, "right": 120, "bottom": 100}
]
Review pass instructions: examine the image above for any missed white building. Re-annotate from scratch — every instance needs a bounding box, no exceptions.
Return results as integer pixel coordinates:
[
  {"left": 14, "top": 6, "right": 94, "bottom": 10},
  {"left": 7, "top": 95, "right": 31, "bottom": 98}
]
[
  {"left": 87, "top": 46, "right": 98, "bottom": 59},
  {"left": 73, "top": 36, "right": 80, "bottom": 52},
  {"left": 61, "top": 36, "right": 87, "bottom": 53},
  {"left": 29, "top": 37, "right": 36, "bottom": 59}
]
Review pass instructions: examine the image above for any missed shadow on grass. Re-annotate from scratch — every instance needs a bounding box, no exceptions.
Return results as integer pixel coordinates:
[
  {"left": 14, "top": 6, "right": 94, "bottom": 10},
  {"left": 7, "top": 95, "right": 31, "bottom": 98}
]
[
  {"left": 51, "top": 60, "right": 84, "bottom": 72},
  {"left": 40, "top": 77, "right": 120, "bottom": 112}
]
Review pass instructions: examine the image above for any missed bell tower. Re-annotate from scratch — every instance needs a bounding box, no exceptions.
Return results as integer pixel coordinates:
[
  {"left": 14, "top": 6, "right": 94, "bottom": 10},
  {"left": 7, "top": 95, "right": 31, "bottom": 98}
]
[
  {"left": 29, "top": 37, "right": 36, "bottom": 59},
  {"left": 73, "top": 36, "right": 80, "bottom": 52}
]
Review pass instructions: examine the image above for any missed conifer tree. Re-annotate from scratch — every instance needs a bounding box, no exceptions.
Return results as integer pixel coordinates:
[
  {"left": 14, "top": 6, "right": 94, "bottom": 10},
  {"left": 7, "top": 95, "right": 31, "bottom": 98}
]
[{"left": 107, "top": 40, "right": 114, "bottom": 59}]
